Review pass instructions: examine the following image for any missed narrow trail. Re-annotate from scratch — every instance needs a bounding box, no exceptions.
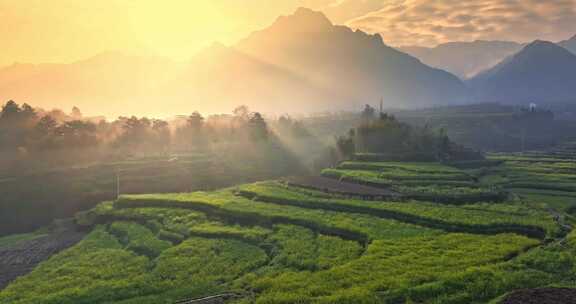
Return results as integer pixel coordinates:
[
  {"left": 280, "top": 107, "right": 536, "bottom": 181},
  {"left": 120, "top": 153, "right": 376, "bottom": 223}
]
[{"left": 174, "top": 292, "right": 241, "bottom": 304}]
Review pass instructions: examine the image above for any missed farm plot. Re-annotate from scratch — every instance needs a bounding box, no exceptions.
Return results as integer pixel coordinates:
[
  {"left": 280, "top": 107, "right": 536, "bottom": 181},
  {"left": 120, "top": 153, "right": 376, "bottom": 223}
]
[
  {"left": 321, "top": 163, "right": 506, "bottom": 203},
  {"left": 112, "top": 191, "right": 443, "bottom": 241},
  {"left": 0, "top": 226, "right": 85, "bottom": 290},
  {"left": 248, "top": 233, "right": 539, "bottom": 303},
  {"left": 281, "top": 175, "right": 401, "bottom": 199},
  {"left": 481, "top": 154, "right": 576, "bottom": 212},
  {"left": 2, "top": 156, "right": 575, "bottom": 303},
  {"left": 236, "top": 182, "right": 557, "bottom": 238}
]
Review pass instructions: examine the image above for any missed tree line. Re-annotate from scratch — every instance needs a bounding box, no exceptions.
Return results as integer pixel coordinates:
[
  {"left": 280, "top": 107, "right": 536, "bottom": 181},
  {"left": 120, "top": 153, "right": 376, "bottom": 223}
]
[
  {"left": 335, "top": 104, "right": 482, "bottom": 162},
  {"left": 0, "top": 101, "right": 287, "bottom": 156}
]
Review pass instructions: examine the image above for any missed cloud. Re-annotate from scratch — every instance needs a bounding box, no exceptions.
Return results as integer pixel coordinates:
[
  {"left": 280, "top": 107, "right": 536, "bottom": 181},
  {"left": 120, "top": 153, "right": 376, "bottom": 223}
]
[
  {"left": 300, "top": 0, "right": 388, "bottom": 23},
  {"left": 339, "top": 0, "right": 576, "bottom": 46}
]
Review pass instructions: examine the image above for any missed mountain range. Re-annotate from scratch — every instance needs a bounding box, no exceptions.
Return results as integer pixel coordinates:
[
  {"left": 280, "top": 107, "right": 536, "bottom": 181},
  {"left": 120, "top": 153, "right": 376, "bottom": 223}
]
[
  {"left": 400, "top": 41, "right": 524, "bottom": 79},
  {"left": 468, "top": 41, "right": 576, "bottom": 104},
  {"left": 401, "top": 35, "right": 576, "bottom": 80},
  {"left": 0, "top": 7, "right": 575, "bottom": 117},
  {"left": 0, "top": 8, "right": 469, "bottom": 117}
]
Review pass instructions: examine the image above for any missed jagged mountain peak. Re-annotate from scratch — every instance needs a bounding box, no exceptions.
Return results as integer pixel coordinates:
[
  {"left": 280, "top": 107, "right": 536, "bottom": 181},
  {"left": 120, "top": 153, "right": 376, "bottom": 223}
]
[{"left": 268, "top": 7, "right": 333, "bottom": 33}]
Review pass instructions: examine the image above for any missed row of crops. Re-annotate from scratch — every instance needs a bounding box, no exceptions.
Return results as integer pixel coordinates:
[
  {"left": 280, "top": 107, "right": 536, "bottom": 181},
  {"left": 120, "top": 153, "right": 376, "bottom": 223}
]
[
  {"left": 321, "top": 161, "right": 508, "bottom": 203},
  {"left": 1, "top": 154, "right": 575, "bottom": 303},
  {"left": 479, "top": 153, "right": 576, "bottom": 214}
]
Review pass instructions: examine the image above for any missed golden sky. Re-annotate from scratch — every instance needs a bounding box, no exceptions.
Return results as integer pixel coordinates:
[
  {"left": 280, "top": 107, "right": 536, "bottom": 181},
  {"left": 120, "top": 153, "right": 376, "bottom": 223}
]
[
  {"left": 1, "top": 0, "right": 575, "bottom": 67},
  {"left": 0, "top": 0, "right": 331, "bottom": 66}
]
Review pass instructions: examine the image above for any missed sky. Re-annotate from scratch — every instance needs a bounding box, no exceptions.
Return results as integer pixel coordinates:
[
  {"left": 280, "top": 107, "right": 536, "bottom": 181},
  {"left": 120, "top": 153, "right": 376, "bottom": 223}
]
[{"left": 1, "top": 0, "right": 575, "bottom": 66}]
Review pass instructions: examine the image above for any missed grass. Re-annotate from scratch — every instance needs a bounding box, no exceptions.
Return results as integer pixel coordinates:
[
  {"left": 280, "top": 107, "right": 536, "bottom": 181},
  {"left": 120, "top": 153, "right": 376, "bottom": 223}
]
[
  {"left": 321, "top": 168, "right": 506, "bottom": 203},
  {"left": 108, "top": 221, "right": 172, "bottom": 258},
  {"left": 0, "top": 231, "right": 47, "bottom": 248},
  {"left": 249, "top": 233, "right": 539, "bottom": 303},
  {"left": 481, "top": 154, "right": 576, "bottom": 212},
  {"left": 113, "top": 191, "right": 443, "bottom": 241},
  {"left": 238, "top": 182, "right": 557, "bottom": 238},
  {"left": 265, "top": 225, "right": 362, "bottom": 271}
]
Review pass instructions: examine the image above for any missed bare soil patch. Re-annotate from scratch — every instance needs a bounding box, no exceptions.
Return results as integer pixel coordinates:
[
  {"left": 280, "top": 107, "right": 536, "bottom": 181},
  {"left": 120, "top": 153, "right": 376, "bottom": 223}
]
[
  {"left": 0, "top": 227, "right": 86, "bottom": 290},
  {"left": 283, "top": 176, "right": 401, "bottom": 199},
  {"left": 502, "top": 288, "right": 576, "bottom": 304}
]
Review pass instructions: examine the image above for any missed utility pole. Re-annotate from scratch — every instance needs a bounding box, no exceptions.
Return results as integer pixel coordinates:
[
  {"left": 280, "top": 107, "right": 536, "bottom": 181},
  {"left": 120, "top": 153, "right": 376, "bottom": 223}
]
[
  {"left": 521, "top": 128, "right": 526, "bottom": 154},
  {"left": 116, "top": 169, "right": 120, "bottom": 200}
]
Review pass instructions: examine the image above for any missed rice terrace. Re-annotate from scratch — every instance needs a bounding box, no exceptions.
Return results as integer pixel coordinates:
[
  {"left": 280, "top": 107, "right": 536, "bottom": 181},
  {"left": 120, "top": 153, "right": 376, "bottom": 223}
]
[
  {"left": 1, "top": 147, "right": 576, "bottom": 303},
  {"left": 2, "top": 2, "right": 576, "bottom": 304}
]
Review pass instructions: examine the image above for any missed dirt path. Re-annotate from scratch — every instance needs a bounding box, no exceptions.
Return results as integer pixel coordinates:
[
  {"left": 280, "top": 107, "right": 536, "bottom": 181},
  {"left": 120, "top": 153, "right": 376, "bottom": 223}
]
[
  {"left": 0, "top": 226, "right": 86, "bottom": 290},
  {"left": 283, "top": 176, "right": 401, "bottom": 199},
  {"left": 175, "top": 293, "right": 241, "bottom": 304}
]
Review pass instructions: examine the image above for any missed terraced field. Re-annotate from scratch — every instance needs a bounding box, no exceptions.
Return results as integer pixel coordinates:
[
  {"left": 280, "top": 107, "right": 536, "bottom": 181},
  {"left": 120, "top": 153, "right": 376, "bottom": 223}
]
[
  {"left": 321, "top": 161, "right": 508, "bottom": 203},
  {"left": 1, "top": 153, "right": 575, "bottom": 303},
  {"left": 480, "top": 153, "right": 576, "bottom": 215}
]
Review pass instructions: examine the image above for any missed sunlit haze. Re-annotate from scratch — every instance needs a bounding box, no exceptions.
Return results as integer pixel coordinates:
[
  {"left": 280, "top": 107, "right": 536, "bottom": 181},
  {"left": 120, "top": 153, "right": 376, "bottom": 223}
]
[
  {"left": 0, "top": 0, "right": 575, "bottom": 118},
  {"left": 0, "top": 0, "right": 331, "bottom": 66}
]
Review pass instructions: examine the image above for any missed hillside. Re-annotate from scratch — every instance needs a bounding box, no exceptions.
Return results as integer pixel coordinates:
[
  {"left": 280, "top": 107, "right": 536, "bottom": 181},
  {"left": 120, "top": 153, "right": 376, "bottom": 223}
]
[
  {"left": 468, "top": 40, "right": 576, "bottom": 105},
  {"left": 558, "top": 34, "right": 576, "bottom": 55},
  {"left": 1, "top": 154, "right": 575, "bottom": 303},
  {"left": 166, "top": 43, "right": 331, "bottom": 114},
  {"left": 400, "top": 40, "right": 524, "bottom": 79},
  {"left": 237, "top": 8, "right": 471, "bottom": 109}
]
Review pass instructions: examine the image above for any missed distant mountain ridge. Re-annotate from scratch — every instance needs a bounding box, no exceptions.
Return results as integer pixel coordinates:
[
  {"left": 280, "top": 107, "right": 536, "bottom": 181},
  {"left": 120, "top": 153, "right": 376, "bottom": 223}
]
[
  {"left": 236, "top": 7, "right": 470, "bottom": 109},
  {"left": 401, "top": 34, "right": 576, "bottom": 80},
  {"left": 468, "top": 40, "right": 576, "bottom": 104},
  {"left": 558, "top": 35, "right": 576, "bottom": 55},
  {"left": 0, "top": 8, "right": 472, "bottom": 116},
  {"left": 0, "top": 52, "right": 184, "bottom": 116},
  {"left": 399, "top": 41, "right": 524, "bottom": 79}
]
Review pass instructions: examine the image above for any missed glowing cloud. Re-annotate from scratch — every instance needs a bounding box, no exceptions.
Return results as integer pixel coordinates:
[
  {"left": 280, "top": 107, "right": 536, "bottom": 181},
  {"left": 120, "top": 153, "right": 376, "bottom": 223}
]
[{"left": 343, "top": 0, "right": 576, "bottom": 46}]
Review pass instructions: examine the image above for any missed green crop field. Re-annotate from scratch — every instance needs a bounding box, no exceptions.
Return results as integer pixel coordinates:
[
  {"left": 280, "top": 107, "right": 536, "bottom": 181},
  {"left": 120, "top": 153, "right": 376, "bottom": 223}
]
[
  {"left": 1, "top": 152, "right": 576, "bottom": 304},
  {"left": 321, "top": 161, "right": 507, "bottom": 203},
  {"left": 478, "top": 154, "right": 576, "bottom": 213}
]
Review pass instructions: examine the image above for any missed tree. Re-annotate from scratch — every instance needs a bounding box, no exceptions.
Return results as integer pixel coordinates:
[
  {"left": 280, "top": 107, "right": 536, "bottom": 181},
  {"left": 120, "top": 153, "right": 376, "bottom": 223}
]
[
  {"left": 248, "top": 112, "right": 268, "bottom": 141},
  {"left": 71, "top": 106, "right": 83, "bottom": 120},
  {"left": 25, "top": 115, "right": 58, "bottom": 151},
  {"left": 233, "top": 105, "right": 250, "bottom": 120},
  {"left": 151, "top": 119, "right": 171, "bottom": 153},
  {"left": 361, "top": 104, "right": 376, "bottom": 121},
  {"left": 35, "top": 116, "right": 58, "bottom": 135},
  {"left": 55, "top": 120, "right": 99, "bottom": 148},
  {"left": 436, "top": 128, "right": 452, "bottom": 162},
  {"left": 0, "top": 100, "right": 20, "bottom": 119},
  {"left": 336, "top": 133, "right": 355, "bottom": 159},
  {"left": 187, "top": 112, "right": 204, "bottom": 130},
  {"left": 0, "top": 100, "right": 38, "bottom": 150}
]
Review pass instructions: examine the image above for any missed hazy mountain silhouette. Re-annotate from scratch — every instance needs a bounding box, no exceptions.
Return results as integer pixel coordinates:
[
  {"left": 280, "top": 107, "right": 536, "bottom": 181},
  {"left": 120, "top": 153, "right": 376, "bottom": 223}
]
[
  {"left": 400, "top": 41, "right": 524, "bottom": 79},
  {"left": 0, "top": 8, "right": 471, "bottom": 116},
  {"left": 0, "top": 52, "right": 183, "bottom": 116},
  {"left": 236, "top": 7, "right": 470, "bottom": 109},
  {"left": 558, "top": 34, "right": 576, "bottom": 55},
  {"left": 165, "top": 43, "right": 331, "bottom": 114},
  {"left": 468, "top": 40, "right": 576, "bottom": 105}
]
